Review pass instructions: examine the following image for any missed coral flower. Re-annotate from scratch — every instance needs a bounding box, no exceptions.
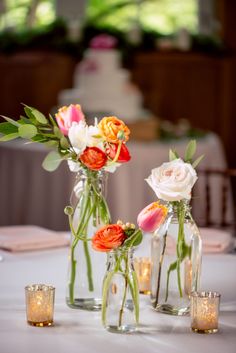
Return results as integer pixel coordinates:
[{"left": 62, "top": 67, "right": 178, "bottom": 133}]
[
  {"left": 92, "top": 224, "right": 126, "bottom": 252},
  {"left": 80, "top": 146, "right": 107, "bottom": 171},
  {"left": 55, "top": 104, "right": 84, "bottom": 135},
  {"left": 106, "top": 143, "right": 131, "bottom": 163},
  {"left": 98, "top": 116, "right": 130, "bottom": 143},
  {"left": 137, "top": 202, "right": 168, "bottom": 233}
]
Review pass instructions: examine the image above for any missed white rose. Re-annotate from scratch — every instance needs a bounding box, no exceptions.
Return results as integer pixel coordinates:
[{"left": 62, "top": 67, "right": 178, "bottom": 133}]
[
  {"left": 146, "top": 158, "right": 197, "bottom": 202},
  {"left": 67, "top": 160, "right": 81, "bottom": 172},
  {"left": 68, "top": 121, "right": 88, "bottom": 154},
  {"left": 87, "top": 125, "right": 103, "bottom": 148}
]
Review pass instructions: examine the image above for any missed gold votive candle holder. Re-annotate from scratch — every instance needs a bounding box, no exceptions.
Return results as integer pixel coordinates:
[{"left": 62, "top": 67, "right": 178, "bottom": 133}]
[
  {"left": 190, "top": 291, "right": 220, "bottom": 334},
  {"left": 134, "top": 257, "right": 151, "bottom": 294},
  {"left": 25, "top": 284, "right": 55, "bottom": 327}
]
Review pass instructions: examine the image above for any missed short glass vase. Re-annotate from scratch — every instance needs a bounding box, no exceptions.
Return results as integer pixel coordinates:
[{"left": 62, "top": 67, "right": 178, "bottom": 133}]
[{"left": 102, "top": 248, "right": 139, "bottom": 333}]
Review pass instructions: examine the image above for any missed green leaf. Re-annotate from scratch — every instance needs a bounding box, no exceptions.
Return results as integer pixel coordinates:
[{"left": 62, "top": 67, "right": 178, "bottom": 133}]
[
  {"left": 24, "top": 106, "right": 36, "bottom": 121},
  {"left": 0, "top": 122, "right": 18, "bottom": 134},
  {"left": 60, "top": 136, "right": 70, "bottom": 149},
  {"left": 54, "top": 126, "right": 63, "bottom": 138},
  {"left": 49, "top": 114, "right": 57, "bottom": 127},
  {"left": 45, "top": 140, "right": 59, "bottom": 148},
  {"left": 192, "top": 154, "right": 204, "bottom": 168},
  {"left": 31, "top": 108, "right": 48, "bottom": 125},
  {"left": 0, "top": 115, "right": 20, "bottom": 127},
  {"left": 42, "top": 151, "right": 62, "bottom": 172},
  {"left": 184, "top": 140, "right": 196, "bottom": 162},
  {"left": 18, "top": 124, "right": 38, "bottom": 139},
  {"left": 19, "top": 116, "right": 32, "bottom": 124},
  {"left": 0, "top": 132, "right": 19, "bottom": 141},
  {"left": 169, "top": 149, "right": 179, "bottom": 161},
  {"left": 31, "top": 134, "right": 48, "bottom": 143},
  {"left": 123, "top": 229, "right": 143, "bottom": 248}
]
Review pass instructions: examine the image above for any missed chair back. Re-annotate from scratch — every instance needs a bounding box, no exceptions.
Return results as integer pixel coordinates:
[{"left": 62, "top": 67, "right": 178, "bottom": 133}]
[{"left": 192, "top": 169, "right": 236, "bottom": 235}]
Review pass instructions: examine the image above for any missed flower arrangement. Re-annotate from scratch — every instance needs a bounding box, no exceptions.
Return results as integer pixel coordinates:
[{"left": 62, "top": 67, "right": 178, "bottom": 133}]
[
  {"left": 138, "top": 140, "right": 203, "bottom": 312},
  {"left": 92, "top": 221, "right": 143, "bottom": 331},
  {"left": 0, "top": 104, "right": 132, "bottom": 309}
]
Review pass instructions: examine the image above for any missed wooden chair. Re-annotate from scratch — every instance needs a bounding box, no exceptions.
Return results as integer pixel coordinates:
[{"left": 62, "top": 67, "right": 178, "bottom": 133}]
[{"left": 192, "top": 169, "right": 236, "bottom": 236}]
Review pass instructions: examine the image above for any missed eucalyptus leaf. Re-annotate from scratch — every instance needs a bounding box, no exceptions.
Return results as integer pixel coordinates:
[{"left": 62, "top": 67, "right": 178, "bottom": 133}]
[
  {"left": 53, "top": 126, "right": 63, "bottom": 138},
  {"left": 42, "top": 151, "right": 62, "bottom": 172},
  {"left": 19, "top": 116, "right": 32, "bottom": 124},
  {"left": 184, "top": 140, "right": 196, "bottom": 162},
  {"left": 0, "top": 132, "right": 19, "bottom": 141},
  {"left": 60, "top": 136, "right": 70, "bottom": 149},
  {"left": 18, "top": 124, "right": 38, "bottom": 139},
  {"left": 0, "top": 122, "right": 18, "bottom": 134},
  {"left": 1, "top": 116, "right": 20, "bottom": 127},
  {"left": 24, "top": 106, "right": 36, "bottom": 121},
  {"left": 169, "top": 149, "right": 179, "bottom": 161},
  {"left": 45, "top": 140, "right": 59, "bottom": 148},
  {"left": 49, "top": 114, "right": 57, "bottom": 127},
  {"left": 192, "top": 154, "right": 204, "bottom": 168},
  {"left": 31, "top": 108, "right": 48, "bottom": 125}
]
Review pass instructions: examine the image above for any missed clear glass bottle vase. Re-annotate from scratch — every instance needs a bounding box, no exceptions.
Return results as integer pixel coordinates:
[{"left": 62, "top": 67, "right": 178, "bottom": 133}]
[
  {"left": 151, "top": 200, "right": 202, "bottom": 315},
  {"left": 66, "top": 168, "right": 111, "bottom": 311},
  {"left": 102, "top": 248, "right": 139, "bottom": 333}
]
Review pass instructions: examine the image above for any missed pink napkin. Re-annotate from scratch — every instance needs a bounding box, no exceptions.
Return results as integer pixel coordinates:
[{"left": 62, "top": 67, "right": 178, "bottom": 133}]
[
  {"left": 166, "top": 227, "right": 234, "bottom": 254},
  {"left": 0, "top": 225, "right": 70, "bottom": 252}
]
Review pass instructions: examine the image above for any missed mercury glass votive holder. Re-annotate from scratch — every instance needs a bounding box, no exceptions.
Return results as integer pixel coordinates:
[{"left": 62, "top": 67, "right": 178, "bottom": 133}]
[
  {"left": 190, "top": 291, "right": 220, "bottom": 334},
  {"left": 25, "top": 284, "right": 55, "bottom": 327},
  {"left": 134, "top": 257, "right": 151, "bottom": 294}
]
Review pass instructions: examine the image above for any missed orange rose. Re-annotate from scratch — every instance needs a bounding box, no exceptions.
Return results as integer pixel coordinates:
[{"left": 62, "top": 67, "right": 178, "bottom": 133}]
[
  {"left": 92, "top": 224, "right": 126, "bottom": 252},
  {"left": 98, "top": 116, "right": 130, "bottom": 143},
  {"left": 80, "top": 147, "right": 107, "bottom": 171}
]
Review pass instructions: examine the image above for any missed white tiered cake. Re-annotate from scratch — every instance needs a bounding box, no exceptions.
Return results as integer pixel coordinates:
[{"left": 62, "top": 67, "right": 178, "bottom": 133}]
[{"left": 58, "top": 35, "right": 143, "bottom": 122}]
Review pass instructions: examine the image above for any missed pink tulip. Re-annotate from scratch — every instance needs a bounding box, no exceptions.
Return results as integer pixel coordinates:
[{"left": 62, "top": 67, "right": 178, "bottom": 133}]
[
  {"left": 137, "top": 202, "right": 168, "bottom": 232},
  {"left": 55, "top": 104, "right": 85, "bottom": 135}
]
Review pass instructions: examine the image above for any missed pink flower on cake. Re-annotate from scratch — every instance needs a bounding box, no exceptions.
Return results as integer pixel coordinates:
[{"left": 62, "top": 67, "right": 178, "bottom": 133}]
[{"left": 55, "top": 104, "right": 85, "bottom": 136}]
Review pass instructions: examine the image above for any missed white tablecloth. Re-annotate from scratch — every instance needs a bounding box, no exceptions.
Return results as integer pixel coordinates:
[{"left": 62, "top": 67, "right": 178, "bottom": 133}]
[
  {"left": 0, "top": 244, "right": 236, "bottom": 353},
  {"left": 0, "top": 134, "right": 230, "bottom": 230}
]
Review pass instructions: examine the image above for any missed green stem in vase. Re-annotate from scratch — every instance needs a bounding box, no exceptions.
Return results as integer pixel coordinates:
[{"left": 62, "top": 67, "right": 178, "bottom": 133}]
[
  {"left": 68, "top": 177, "right": 94, "bottom": 304},
  {"left": 165, "top": 201, "right": 190, "bottom": 302},
  {"left": 118, "top": 255, "right": 128, "bottom": 327}
]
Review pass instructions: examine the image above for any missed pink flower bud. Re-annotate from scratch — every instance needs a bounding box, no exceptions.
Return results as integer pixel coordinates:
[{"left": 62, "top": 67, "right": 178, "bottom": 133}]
[
  {"left": 137, "top": 202, "right": 168, "bottom": 233},
  {"left": 55, "top": 104, "right": 85, "bottom": 135}
]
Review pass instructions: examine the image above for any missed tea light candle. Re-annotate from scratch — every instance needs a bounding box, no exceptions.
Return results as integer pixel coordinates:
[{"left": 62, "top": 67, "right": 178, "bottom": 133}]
[
  {"left": 190, "top": 291, "right": 220, "bottom": 333},
  {"left": 134, "top": 257, "right": 151, "bottom": 294},
  {"left": 25, "top": 284, "right": 55, "bottom": 327}
]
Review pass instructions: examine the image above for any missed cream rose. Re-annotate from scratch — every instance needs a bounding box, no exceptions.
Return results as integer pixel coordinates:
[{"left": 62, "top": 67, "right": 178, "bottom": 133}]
[{"left": 146, "top": 158, "right": 197, "bottom": 201}]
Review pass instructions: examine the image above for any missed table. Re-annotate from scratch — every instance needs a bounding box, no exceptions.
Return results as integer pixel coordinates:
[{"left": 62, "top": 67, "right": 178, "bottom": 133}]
[
  {"left": 0, "top": 244, "right": 236, "bottom": 353},
  {"left": 0, "top": 134, "right": 230, "bottom": 230}
]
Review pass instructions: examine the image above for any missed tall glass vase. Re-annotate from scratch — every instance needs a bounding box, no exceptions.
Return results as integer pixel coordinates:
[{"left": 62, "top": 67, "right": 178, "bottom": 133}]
[
  {"left": 151, "top": 200, "right": 202, "bottom": 315},
  {"left": 66, "top": 168, "right": 111, "bottom": 310},
  {"left": 102, "top": 248, "right": 139, "bottom": 333}
]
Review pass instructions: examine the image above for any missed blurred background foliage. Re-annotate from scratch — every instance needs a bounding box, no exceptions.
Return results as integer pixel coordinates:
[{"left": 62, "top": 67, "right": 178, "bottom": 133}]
[{"left": 0, "top": 0, "right": 223, "bottom": 56}]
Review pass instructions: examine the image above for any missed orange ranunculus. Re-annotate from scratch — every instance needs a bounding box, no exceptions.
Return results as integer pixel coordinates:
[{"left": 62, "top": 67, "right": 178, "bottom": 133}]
[
  {"left": 98, "top": 116, "right": 130, "bottom": 143},
  {"left": 92, "top": 224, "right": 126, "bottom": 252},
  {"left": 80, "top": 147, "right": 107, "bottom": 171}
]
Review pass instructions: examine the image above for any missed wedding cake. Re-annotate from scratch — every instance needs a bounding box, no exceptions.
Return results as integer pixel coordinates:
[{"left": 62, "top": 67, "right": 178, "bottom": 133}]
[{"left": 58, "top": 34, "right": 144, "bottom": 122}]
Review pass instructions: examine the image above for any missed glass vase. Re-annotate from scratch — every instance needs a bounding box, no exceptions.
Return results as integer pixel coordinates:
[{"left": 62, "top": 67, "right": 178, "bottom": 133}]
[
  {"left": 66, "top": 168, "right": 111, "bottom": 311},
  {"left": 151, "top": 200, "right": 202, "bottom": 315},
  {"left": 102, "top": 248, "right": 139, "bottom": 333}
]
